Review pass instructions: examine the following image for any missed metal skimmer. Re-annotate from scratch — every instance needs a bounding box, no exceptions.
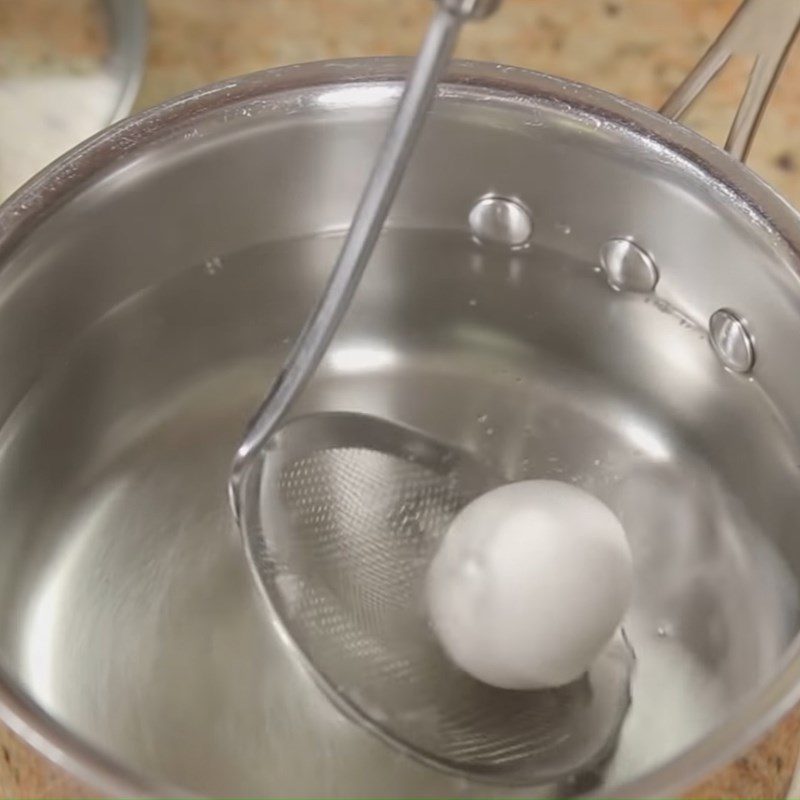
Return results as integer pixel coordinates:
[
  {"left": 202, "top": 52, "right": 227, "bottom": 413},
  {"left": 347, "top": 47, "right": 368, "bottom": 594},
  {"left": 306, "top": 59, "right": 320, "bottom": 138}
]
[{"left": 230, "top": 0, "right": 633, "bottom": 785}]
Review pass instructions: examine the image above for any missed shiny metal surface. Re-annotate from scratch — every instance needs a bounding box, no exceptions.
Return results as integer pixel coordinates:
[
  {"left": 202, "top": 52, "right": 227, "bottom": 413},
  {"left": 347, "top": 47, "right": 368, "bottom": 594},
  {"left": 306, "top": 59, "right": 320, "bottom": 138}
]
[
  {"left": 243, "top": 411, "right": 632, "bottom": 784},
  {"left": 2, "top": 50, "right": 800, "bottom": 799},
  {"left": 660, "top": 0, "right": 800, "bottom": 160},
  {"left": 468, "top": 195, "right": 533, "bottom": 249},
  {"left": 599, "top": 239, "right": 659, "bottom": 294},
  {"left": 709, "top": 309, "right": 755, "bottom": 374},
  {"left": 232, "top": 0, "right": 471, "bottom": 489}
]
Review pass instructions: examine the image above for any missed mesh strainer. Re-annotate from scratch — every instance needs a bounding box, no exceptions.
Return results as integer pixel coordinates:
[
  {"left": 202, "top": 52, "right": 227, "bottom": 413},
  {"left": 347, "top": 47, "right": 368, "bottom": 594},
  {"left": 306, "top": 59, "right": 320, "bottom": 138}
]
[
  {"left": 230, "top": 0, "right": 632, "bottom": 786},
  {"left": 237, "top": 413, "right": 633, "bottom": 783}
]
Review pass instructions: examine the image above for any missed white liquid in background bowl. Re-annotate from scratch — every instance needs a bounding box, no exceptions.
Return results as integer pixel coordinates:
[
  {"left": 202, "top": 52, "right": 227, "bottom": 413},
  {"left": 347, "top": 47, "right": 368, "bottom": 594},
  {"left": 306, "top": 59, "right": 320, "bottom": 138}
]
[{"left": 0, "top": 72, "right": 118, "bottom": 199}]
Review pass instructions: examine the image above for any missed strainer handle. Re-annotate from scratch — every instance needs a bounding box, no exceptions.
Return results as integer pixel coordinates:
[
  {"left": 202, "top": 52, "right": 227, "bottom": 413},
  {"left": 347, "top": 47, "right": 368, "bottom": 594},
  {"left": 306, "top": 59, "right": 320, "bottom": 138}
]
[
  {"left": 660, "top": 0, "right": 800, "bottom": 162},
  {"left": 230, "top": 0, "right": 500, "bottom": 491}
]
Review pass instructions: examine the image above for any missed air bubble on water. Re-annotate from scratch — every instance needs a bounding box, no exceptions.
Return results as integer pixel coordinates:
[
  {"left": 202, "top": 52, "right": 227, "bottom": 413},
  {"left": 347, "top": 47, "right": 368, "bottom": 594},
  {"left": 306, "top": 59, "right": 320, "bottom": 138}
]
[
  {"left": 485, "top": 427, "right": 494, "bottom": 436},
  {"left": 203, "top": 255, "right": 223, "bottom": 275},
  {"left": 468, "top": 298, "right": 477, "bottom": 307},
  {"left": 556, "top": 222, "right": 572, "bottom": 235},
  {"left": 657, "top": 622, "right": 674, "bottom": 638},
  {"left": 593, "top": 459, "right": 601, "bottom": 466}
]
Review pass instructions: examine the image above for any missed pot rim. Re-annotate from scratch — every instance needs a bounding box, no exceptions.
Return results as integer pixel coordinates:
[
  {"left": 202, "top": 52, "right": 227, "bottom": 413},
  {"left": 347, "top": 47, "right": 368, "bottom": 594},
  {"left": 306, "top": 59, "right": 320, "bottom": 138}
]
[{"left": 1, "top": 56, "right": 800, "bottom": 799}]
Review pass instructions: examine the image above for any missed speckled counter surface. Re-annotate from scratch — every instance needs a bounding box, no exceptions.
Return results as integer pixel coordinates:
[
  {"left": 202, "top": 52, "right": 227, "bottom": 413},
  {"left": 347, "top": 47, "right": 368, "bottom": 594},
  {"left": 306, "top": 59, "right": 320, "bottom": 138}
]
[{"left": 2, "top": 1, "right": 800, "bottom": 798}]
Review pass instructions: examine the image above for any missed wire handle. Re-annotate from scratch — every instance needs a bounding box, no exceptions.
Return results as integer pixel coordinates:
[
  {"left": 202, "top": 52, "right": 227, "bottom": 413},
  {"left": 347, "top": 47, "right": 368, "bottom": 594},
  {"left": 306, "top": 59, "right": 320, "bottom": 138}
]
[
  {"left": 230, "top": 1, "right": 500, "bottom": 498},
  {"left": 660, "top": 0, "right": 800, "bottom": 162}
]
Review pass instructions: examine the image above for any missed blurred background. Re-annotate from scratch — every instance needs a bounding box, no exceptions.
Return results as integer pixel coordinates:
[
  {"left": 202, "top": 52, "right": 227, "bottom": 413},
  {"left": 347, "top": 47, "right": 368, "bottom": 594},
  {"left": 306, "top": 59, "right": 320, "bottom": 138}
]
[{"left": 1, "top": 0, "right": 799, "bottom": 202}]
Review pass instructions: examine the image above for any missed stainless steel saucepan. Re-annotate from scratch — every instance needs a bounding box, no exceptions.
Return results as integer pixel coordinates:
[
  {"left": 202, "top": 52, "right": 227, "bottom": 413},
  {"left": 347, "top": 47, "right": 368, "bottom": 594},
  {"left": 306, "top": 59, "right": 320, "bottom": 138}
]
[{"left": 1, "top": 0, "right": 800, "bottom": 796}]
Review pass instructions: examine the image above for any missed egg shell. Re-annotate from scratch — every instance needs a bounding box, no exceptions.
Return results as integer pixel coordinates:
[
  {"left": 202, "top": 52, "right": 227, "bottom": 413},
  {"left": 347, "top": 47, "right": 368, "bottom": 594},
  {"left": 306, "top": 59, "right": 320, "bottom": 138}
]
[{"left": 426, "top": 480, "right": 633, "bottom": 689}]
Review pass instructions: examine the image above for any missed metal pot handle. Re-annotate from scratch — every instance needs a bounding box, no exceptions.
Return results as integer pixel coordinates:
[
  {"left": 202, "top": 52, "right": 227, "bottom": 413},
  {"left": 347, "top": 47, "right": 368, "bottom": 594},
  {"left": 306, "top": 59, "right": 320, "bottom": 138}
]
[{"left": 660, "top": 0, "right": 800, "bottom": 162}]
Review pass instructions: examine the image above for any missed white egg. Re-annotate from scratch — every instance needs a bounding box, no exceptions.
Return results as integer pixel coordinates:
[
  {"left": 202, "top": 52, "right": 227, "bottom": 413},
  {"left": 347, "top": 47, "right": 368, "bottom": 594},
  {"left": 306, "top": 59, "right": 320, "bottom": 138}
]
[{"left": 426, "top": 480, "right": 633, "bottom": 690}]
